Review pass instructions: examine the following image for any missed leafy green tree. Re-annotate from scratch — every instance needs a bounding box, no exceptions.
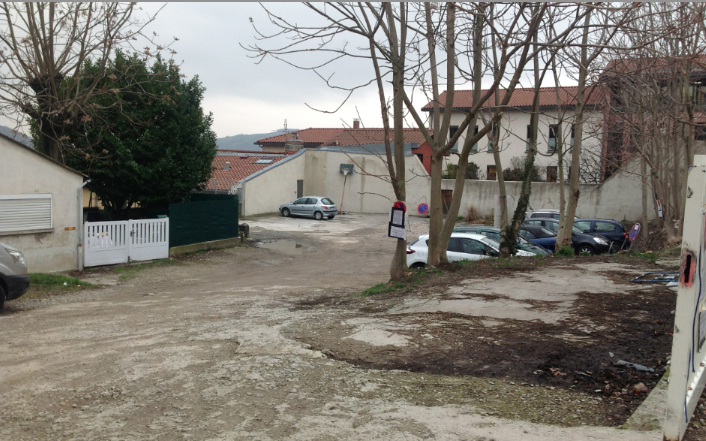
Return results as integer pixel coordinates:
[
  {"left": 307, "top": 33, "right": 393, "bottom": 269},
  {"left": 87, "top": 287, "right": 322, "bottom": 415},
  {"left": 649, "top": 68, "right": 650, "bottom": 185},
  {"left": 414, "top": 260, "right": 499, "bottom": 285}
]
[{"left": 52, "top": 52, "right": 216, "bottom": 219}]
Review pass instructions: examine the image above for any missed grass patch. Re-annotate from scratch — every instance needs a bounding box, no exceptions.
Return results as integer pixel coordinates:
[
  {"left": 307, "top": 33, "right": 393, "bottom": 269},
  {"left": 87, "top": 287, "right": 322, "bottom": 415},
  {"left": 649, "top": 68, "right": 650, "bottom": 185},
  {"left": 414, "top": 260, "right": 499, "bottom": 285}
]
[
  {"left": 18, "top": 273, "right": 97, "bottom": 301},
  {"left": 113, "top": 258, "right": 180, "bottom": 281},
  {"left": 361, "top": 268, "right": 441, "bottom": 296},
  {"left": 29, "top": 273, "right": 94, "bottom": 291}
]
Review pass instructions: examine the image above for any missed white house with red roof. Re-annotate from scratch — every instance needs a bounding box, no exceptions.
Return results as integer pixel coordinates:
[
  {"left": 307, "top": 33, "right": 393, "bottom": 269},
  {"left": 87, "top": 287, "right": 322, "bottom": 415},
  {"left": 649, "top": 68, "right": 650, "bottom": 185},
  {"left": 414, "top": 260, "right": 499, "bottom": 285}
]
[{"left": 422, "top": 86, "right": 606, "bottom": 183}]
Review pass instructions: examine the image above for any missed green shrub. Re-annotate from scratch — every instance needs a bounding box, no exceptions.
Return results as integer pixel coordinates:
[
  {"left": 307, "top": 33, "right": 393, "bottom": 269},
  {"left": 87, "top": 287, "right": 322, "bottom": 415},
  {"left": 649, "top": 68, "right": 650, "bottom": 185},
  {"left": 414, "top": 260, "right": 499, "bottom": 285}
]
[{"left": 555, "top": 246, "right": 574, "bottom": 257}]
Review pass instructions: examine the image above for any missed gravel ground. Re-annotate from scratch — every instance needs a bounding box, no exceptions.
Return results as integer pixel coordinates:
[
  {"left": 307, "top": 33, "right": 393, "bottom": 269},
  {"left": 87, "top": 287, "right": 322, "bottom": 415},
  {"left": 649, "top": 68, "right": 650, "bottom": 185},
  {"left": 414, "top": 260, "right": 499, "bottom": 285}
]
[{"left": 0, "top": 214, "right": 669, "bottom": 440}]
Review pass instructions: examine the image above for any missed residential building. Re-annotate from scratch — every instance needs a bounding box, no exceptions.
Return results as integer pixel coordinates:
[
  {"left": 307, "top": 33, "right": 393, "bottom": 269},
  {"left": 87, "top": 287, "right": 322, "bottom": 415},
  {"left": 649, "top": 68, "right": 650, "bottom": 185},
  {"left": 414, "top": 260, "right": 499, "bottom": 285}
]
[
  {"left": 0, "top": 133, "right": 84, "bottom": 272},
  {"left": 255, "top": 122, "right": 433, "bottom": 173},
  {"left": 421, "top": 86, "right": 606, "bottom": 182}
]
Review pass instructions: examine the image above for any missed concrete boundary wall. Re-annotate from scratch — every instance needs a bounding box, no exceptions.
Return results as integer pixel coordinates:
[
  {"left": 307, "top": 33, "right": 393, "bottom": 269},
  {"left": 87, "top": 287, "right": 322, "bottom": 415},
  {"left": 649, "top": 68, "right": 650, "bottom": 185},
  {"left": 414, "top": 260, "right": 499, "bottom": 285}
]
[
  {"left": 240, "top": 148, "right": 650, "bottom": 222},
  {"left": 445, "top": 155, "right": 653, "bottom": 222}
]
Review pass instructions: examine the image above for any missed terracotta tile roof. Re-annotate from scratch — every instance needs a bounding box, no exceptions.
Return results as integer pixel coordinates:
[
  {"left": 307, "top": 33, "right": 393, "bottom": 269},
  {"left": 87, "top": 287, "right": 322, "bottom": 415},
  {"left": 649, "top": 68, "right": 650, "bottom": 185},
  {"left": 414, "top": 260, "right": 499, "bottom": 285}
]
[
  {"left": 320, "top": 128, "right": 427, "bottom": 146},
  {"left": 255, "top": 128, "right": 345, "bottom": 146},
  {"left": 207, "top": 154, "right": 287, "bottom": 190},
  {"left": 421, "top": 86, "right": 606, "bottom": 112},
  {"left": 601, "top": 55, "right": 706, "bottom": 83}
]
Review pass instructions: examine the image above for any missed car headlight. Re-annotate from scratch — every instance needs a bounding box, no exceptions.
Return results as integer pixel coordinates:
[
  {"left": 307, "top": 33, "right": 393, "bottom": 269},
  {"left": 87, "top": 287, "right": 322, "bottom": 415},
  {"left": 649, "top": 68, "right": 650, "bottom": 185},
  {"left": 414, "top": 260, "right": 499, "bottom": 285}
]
[
  {"left": 1, "top": 243, "right": 26, "bottom": 266},
  {"left": 593, "top": 237, "right": 608, "bottom": 245}
]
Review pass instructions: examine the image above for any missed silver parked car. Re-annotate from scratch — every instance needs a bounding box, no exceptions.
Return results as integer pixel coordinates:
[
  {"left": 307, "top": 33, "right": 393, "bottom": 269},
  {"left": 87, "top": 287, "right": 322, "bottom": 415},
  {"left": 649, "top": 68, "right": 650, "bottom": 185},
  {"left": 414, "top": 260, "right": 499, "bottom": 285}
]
[
  {"left": 0, "top": 241, "right": 29, "bottom": 311},
  {"left": 279, "top": 196, "right": 337, "bottom": 220}
]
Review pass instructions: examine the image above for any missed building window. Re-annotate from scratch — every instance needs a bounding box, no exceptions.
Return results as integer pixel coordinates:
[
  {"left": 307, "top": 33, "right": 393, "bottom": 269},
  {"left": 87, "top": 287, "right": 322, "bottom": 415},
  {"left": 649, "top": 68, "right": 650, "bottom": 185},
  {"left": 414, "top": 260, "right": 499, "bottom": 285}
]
[
  {"left": 548, "top": 125, "right": 557, "bottom": 154},
  {"left": 696, "top": 126, "right": 706, "bottom": 141},
  {"left": 692, "top": 82, "right": 705, "bottom": 106},
  {"left": 253, "top": 159, "right": 274, "bottom": 164},
  {"left": 571, "top": 124, "right": 575, "bottom": 146},
  {"left": 487, "top": 165, "right": 497, "bottom": 181},
  {"left": 546, "top": 166, "right": 558, "bottom": 182},
  {"left": 526, "top": 125, "right": 531, "bottom": 152},
  {"left": 449, "top": 125, "right": 459, "bottom": 152},
  {"left": 468, "top": 125, "right": 479, "bottom": 152},
  {"left": 488, "top": 124, "right": 497, "bottom": 152},
  {"left": 0, "top": 194, "right": 53, "bottom": 234}
]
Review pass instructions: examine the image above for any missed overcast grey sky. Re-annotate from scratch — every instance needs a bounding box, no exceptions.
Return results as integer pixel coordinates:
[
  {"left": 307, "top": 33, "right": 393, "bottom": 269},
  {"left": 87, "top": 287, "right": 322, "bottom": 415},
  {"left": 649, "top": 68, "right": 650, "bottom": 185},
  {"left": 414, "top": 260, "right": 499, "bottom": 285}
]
[{"left": 140, "top": 2, "right": 388, "bottom": 138}]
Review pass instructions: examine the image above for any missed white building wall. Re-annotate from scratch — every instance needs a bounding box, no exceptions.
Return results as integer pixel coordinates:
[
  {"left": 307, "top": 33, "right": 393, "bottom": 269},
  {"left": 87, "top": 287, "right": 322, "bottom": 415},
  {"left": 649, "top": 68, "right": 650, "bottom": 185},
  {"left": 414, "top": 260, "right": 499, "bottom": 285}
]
[
  {"left": 241, "top": 151, "right": 307, "bottom": 216},
  {"left": 303, "top": 150, "right": 429, "bottom": 214},
  {"left": 440, "top": 108, "right": 604, "bottom": 182},
  {"left": 0, "top": 138, "right": 83, "bottom": 272}
]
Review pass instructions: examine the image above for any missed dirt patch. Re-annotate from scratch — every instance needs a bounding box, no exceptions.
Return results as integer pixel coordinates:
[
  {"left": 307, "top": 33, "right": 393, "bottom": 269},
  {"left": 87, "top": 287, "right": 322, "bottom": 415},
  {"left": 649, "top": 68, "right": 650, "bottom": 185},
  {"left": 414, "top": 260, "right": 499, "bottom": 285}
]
[{"left": 293, "top": 254, "right": 678, "bottom": 427}]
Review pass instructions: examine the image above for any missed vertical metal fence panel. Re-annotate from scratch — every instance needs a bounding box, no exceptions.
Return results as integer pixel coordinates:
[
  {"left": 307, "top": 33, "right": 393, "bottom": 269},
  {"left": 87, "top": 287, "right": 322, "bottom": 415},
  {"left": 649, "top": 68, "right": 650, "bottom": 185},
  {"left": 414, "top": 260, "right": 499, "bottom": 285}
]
[
  {"left": 664, "top": 155, "right": 706, "bottom": 440},
  {"left": 169, "top": 195, "right": 238, "bottom": 248}
]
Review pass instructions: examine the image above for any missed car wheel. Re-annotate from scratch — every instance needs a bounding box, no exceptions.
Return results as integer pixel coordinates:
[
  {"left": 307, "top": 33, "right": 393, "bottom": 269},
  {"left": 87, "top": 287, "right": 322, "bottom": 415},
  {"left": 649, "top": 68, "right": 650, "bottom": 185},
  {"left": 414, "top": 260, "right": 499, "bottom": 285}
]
[
  {"left": 314, "top": 211, "right": 324, "bottom": 221},
  {"left": 410, "top": 262, "right": 425, "bottom": 269},
  {"left": 576, "top": 244, "right": 595, "bottom": 255},
  {"left": 327, "top": 215, "right": 335, "bottom": 220},
  {"left": 281, "top": 208, "right": 290, "bottom": 217}
]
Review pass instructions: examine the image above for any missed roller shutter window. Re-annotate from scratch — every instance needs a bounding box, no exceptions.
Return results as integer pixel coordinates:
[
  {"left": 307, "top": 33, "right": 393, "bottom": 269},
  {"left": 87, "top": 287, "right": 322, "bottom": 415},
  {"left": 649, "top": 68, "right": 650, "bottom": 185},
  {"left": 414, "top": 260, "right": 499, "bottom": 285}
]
[{"left": 0, "top": 194, "right": 52, "bottom": 233}]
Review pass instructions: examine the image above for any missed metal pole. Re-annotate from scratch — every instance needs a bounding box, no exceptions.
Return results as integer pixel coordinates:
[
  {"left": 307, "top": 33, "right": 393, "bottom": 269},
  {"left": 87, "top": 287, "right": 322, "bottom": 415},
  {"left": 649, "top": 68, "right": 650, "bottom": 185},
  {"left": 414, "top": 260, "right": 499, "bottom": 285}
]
[{"left": 77, "top": 179, "right": 91, "bottom": 271}]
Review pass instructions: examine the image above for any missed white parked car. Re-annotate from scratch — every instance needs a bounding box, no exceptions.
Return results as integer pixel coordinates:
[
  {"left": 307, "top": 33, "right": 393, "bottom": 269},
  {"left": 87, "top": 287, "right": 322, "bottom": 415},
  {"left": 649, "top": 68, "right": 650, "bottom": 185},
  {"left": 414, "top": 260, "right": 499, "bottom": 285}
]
[{"left": 406, "top": 233, "right": 535, "bottom": 268}]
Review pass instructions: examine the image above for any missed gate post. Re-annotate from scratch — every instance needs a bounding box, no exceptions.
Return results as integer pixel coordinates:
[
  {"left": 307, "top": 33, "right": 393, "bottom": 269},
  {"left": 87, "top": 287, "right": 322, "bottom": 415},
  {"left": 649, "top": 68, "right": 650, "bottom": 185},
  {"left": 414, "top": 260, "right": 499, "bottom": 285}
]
[{"left": 664, "top": 155, "right": 706, "bottom": 440}]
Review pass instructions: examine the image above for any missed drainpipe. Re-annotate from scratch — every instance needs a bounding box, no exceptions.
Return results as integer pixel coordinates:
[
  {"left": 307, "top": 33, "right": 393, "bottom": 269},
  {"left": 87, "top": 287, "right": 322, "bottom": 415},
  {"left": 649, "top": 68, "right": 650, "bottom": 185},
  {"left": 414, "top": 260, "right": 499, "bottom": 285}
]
[{"left": 77, "top": 180, "right": 91, "bottom": 271}]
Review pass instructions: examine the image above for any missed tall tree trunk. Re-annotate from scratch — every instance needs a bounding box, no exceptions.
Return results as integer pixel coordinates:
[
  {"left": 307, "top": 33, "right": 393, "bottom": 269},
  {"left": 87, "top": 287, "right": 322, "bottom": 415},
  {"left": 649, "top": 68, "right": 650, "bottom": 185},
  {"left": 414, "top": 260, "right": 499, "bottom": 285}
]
[{"left": 557, "top": 9, "right": 592, "bottom": 248}]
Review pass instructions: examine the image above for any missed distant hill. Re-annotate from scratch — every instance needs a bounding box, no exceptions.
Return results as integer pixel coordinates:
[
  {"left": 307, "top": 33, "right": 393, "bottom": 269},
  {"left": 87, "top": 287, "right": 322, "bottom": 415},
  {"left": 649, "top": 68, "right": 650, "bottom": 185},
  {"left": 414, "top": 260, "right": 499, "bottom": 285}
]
[
  {"left": 216, "top": 129, "right": 298, "bottom": 152},
  {"left": 0, "top": 125, "right": 33, "bottom": 147}
]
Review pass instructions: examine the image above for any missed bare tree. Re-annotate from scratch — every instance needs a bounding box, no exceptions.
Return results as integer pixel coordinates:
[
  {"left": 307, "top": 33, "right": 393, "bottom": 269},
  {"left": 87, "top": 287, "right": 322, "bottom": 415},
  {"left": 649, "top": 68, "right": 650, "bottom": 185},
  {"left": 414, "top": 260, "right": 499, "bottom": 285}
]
[
  {"left": 599, "top": 2, "right": 706, "bottom": 246},
  {"left": 555, "top": 3, "right": 635, "bottom": 249},
  {"left": 0, "top": 2, "right": 168, "bottom": 161}
]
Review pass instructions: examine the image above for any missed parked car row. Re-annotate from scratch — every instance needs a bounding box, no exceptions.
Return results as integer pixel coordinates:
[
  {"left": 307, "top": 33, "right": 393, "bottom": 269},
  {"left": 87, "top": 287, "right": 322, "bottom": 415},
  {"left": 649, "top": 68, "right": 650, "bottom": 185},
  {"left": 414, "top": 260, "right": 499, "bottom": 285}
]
[
  {"left": 407, "top": 211, "right": 627, "bottom": 267},
  {"left": 522, "top": 217, "right": 627, "bottom": 253},
  {"left": 406, "top": 233, "right": 538, "bottom": 268}
]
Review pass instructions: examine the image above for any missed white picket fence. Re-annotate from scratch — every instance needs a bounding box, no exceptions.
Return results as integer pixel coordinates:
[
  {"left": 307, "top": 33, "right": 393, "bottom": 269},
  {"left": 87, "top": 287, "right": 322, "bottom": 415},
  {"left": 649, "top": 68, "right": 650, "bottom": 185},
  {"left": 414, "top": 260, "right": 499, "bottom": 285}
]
[{"left": 84, "top": 219, "right": 169, "bottom": 267}]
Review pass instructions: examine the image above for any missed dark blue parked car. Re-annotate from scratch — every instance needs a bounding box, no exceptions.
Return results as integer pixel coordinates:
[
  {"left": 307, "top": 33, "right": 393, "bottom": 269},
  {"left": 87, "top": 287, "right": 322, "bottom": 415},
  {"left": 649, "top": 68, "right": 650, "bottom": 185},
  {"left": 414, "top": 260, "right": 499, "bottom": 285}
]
[
  {"left": 518, "top": 225, "right": 559, "bottom": 252},
  {"left": 522, "top": 219, "right": 610, "bottom": 254},
  {"left": 574, "top": 219, "right": 629, "bottom": 251}
]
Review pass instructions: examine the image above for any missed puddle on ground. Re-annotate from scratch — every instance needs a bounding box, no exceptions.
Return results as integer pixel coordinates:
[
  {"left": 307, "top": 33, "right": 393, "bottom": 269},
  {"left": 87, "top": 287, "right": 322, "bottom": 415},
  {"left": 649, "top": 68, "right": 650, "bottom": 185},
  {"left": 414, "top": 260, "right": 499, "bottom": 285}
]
[{"left": 257, "top": 240, "right": 308, "bottom": 256}]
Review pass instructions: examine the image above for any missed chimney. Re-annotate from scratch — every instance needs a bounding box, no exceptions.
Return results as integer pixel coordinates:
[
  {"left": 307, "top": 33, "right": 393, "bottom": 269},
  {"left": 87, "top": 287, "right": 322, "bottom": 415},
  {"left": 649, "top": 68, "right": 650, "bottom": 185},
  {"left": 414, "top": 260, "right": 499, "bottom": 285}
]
[
  {"left": 223, "top": 161, "right": 231, "bottom": 171},
  {"left": 353, "top": 118, "right": 360, "bottom": 129}
]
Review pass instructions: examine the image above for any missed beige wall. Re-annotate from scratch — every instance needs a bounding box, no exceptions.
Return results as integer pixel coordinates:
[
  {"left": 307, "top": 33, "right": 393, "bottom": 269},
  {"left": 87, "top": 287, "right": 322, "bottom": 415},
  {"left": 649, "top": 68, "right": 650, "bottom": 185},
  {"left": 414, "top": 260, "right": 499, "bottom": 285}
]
[
  {"left": 241, "top": 152, "right": 307, "bottom": 215},
  {"left": 241, "top": 148, "right": 651, "bottom": 222},
  {"left": 0, "top": 139, "right": 83, "bottom": 272},
  {"left": 444, "top": 155, "right": 653, "bottom": 222},
  {"left": 303, "top": 150, "right": 430, "bottom": 214}
]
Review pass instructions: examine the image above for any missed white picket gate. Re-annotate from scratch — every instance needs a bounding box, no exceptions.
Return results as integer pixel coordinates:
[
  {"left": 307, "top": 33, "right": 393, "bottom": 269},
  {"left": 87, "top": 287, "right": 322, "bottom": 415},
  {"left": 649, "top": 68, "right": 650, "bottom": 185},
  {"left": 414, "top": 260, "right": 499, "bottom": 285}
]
[{"left": 84, "top": 218, "right": 169, "bottom": 267}]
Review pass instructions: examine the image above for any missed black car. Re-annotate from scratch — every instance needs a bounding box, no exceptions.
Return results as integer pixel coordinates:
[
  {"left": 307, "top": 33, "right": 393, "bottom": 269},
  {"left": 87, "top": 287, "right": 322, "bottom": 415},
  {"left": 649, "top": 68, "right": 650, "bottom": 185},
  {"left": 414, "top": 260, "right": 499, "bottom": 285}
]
[
  {"left": 521, "top": 218, "right": 612, "bottom": 255},
  {"left": 574, "top": 219, "right": 629, "bottom": 251}
]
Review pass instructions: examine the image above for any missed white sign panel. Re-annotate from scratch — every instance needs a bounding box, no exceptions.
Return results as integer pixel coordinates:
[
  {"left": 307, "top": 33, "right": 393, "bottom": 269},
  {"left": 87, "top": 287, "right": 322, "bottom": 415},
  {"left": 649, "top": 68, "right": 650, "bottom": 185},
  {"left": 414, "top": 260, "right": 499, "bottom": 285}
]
[{"left": 388, "top": 224, "right": 406, "bottom": 240}]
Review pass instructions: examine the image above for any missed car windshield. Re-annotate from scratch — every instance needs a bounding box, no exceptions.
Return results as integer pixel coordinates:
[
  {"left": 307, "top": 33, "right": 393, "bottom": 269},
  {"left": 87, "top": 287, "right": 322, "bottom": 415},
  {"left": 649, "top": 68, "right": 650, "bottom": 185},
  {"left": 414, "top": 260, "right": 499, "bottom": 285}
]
[
  {"left": 408, "top": 239, "right": 419, "bottom": 246},
  {"left": 572, "top": 226, "right": 582, "bottom": 234},
  {"left": 321, "top": 198, "right": 335, "bottom": 205},
  {"left": 481, "top": 237, "right": 500, "bottom": 249},
  {"left": 541, "top": 228, "right": 556, "bottom": 236}
]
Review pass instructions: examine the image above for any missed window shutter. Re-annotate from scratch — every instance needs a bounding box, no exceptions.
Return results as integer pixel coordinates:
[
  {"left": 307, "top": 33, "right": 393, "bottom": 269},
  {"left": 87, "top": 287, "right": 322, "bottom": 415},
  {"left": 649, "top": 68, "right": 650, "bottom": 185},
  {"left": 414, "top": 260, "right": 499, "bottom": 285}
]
[{"left": 0, "top": 194, "right": 53, "bottom": 233}]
